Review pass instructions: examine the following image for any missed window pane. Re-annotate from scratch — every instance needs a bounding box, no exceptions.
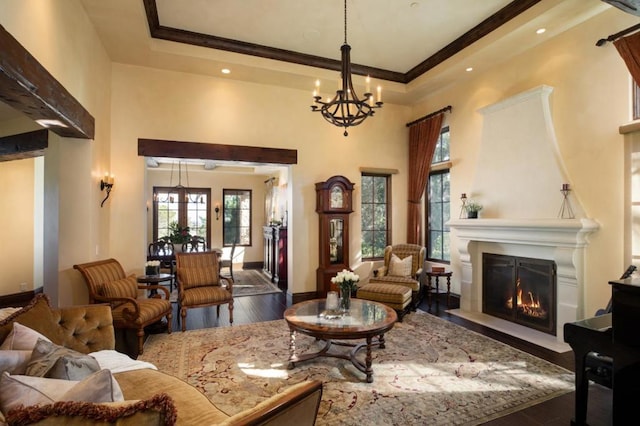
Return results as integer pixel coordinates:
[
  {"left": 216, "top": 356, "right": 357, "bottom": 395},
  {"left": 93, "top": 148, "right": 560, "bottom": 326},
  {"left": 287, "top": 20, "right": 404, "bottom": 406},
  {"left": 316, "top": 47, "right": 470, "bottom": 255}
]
[
  {"left": 426, "top": 126, "right": 450, "bottom": 262},
  {"left": 361, "top": 174, "right": 390, "bottom": 260},
  {"left": 223, "top": 189, "right": 252, "bottom": 246}
]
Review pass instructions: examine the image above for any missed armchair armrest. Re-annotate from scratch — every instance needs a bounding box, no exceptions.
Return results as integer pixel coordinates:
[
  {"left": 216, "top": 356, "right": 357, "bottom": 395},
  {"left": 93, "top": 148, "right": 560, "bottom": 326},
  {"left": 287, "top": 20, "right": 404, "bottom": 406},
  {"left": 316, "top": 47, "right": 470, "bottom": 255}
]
[
  {"left": 221, "top": 276, "right": 234, "bottom": 293},
  {"left": 376, "top": 266, "right": 387, "bottom": 277},
  {"left": 220, "top": 380, "right": 322, "bottom": 426},
  {"left": 94, "top": 295, "right": 142, "bottom": 321}
]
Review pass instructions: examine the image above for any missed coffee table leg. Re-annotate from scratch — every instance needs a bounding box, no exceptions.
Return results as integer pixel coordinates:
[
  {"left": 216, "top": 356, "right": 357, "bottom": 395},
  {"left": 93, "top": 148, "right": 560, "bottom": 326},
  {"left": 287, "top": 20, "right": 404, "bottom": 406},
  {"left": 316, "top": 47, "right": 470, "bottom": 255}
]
[
  {"left": 365, "top": 336, "right": 373, "bottom": 383},
  {"left": 379, "top": 333, "right": 386, "bottom": 349},
  {"left": 288, "top": 330, "right": 297, "bottom": 369}
]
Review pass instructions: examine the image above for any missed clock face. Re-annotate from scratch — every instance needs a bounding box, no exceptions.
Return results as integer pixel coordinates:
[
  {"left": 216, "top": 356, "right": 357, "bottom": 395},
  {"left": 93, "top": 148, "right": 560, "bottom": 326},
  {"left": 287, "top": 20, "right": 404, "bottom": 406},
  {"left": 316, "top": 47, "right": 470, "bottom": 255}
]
[{"left": 330, "top": 186, "right": 344, "bottom": 209}]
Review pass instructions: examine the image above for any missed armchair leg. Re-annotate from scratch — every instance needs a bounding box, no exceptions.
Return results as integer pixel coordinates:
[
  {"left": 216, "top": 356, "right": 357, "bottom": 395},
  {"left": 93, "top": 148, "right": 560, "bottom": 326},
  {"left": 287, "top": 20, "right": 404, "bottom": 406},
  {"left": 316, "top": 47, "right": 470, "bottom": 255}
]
[
  {"left": 137, "top": 328, "right": 145, "bottom": 355},
  {"left": 229, "top": 301, "right": 234, "bottom": 324},
  {"left": 166, "top": 312, "right": 173, "bottom": 334},
  {"left": 181, "top": 308, "right": 187, "bottom": 332}
]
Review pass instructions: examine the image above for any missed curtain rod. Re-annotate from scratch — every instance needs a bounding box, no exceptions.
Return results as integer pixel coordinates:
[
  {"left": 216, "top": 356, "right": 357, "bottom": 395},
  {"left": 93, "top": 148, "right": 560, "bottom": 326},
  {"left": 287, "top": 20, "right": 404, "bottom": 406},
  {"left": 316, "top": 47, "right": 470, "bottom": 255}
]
[
  {"left": 596, "top": 22, "right": 640, "bottom": 46},
  {"left": 406, "top": 105, "right": 452, "bottom": 127}
]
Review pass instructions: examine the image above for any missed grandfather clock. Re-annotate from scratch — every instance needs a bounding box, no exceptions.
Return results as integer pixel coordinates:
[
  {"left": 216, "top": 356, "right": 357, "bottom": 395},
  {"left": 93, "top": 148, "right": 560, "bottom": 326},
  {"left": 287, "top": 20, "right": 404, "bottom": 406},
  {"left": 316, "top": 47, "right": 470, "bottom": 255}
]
[{"left": 316, "top": 175, "right": 355, "bottom": 297}]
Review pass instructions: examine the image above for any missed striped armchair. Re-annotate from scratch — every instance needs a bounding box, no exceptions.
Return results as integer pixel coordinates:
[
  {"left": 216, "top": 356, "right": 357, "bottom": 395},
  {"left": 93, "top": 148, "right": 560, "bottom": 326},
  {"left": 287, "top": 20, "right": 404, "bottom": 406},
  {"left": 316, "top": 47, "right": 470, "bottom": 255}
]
[
  {"left": 175, "top": 251, "right": 234, "bottom": 332},
  {"left": 368, "top": 244, "right": 426, "bottom": 310},
  {"left": 73, "top": 258, "right": 172, "bottom": 356}
]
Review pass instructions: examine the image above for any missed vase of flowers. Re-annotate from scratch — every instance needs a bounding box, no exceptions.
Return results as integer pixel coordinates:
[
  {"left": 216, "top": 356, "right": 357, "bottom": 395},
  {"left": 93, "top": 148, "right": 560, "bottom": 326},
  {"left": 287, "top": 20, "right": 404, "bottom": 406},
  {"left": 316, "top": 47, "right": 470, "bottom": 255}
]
[
  {"left": 145, "top": 260, "right": 160, "bottom": 276},
  {"left": 330, "top": 269, "right": 360, "bottom": 312}
]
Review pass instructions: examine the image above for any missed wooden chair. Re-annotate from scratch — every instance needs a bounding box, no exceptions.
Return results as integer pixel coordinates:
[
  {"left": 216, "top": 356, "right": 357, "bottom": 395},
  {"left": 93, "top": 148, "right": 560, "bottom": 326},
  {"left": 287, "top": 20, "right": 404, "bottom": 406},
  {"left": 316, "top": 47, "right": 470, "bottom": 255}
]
[
  {"left": 219, "top": 242, "right": 237, "bottom": 279},
  {"left": 73, "top": 258, "right": 172, "bottom": 355},
  {"left": 175, "top": 251, "right": 233, "bottom": 332},
  {"left": 182, "top": 235, "right": 207, "bottom": 252},
  {"left": 148, "top": 240, "right": 175, "bottom": 291}
]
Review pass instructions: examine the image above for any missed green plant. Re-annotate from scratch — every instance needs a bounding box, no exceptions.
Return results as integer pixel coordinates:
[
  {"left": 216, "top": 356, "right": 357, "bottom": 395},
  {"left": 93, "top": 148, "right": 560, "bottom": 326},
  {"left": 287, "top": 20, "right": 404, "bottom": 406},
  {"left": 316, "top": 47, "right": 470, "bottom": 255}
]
[
  {"left": 466, "top": 201, "right": 483, "bottom": 213},
  {"left": 163, "top": 221, "right": 191, "bottom": 244}
]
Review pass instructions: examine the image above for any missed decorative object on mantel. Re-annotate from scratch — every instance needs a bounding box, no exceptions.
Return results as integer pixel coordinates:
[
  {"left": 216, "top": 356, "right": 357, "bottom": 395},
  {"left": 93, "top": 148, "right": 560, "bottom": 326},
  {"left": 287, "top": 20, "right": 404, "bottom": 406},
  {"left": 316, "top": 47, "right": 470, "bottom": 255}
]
[
  {"left": 459, "top": 193, "right": 468, "bottom": 218},
  {"left": 558, "top": 183, "right": 575, "bottom": 219},
  {"left": 310, "top": 0, "right": 382, "bottom": 136},
  {"left": 465, "top": 200, "right": 483, "bottom": 219}
]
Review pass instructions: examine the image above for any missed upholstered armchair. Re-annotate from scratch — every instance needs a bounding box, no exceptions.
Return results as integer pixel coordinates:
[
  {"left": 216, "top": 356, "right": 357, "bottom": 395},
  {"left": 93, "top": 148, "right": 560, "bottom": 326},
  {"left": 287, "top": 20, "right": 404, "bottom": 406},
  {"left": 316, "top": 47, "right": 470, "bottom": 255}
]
[
  {"left": 175, "top": 251, "right": 234, "bottom": 332},
  {"left": 368, "top": 244, "right": 426, "bottom": 310},
  {"left": 73, "top": 258, "right": 172, "bottom": 355}
]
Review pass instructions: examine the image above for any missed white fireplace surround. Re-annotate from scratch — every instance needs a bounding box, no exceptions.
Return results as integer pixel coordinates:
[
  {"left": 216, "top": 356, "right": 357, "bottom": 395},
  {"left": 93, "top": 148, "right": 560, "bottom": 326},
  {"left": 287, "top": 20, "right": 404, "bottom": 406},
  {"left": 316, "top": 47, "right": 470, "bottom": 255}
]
[
  {"left": 448, "top": 218, "right": 599, "bottom": 350},
  {"left": 446, "top": 86, "right": 600, "bottom": 352}
]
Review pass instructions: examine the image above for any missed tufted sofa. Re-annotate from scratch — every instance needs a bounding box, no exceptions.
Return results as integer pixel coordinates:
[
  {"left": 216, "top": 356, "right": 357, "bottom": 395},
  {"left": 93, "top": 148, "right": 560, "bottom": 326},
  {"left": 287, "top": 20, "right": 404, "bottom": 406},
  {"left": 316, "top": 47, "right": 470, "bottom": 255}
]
[{"left": 0, "top": 294, "right": 323, "bottom": 425}]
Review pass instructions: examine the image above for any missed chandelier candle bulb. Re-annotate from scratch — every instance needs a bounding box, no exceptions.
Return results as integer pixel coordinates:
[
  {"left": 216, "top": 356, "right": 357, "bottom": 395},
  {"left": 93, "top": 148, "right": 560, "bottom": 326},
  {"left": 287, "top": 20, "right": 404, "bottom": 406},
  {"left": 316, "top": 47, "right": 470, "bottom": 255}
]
[
  {"left": 377, "top": 86, "right": 382, "bottom": 103},
  {"left": 366, "top": 75, "right": 371, "bottom": 93}
]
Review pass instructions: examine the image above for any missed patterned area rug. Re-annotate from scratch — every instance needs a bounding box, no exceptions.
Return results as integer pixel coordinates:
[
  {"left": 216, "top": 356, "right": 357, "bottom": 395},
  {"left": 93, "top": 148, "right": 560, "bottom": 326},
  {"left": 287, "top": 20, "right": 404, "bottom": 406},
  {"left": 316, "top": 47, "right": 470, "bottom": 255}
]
[
  {"left": 140, "top": 311, "right": 574, "bottom": 425},
  {"left": 231, "top": 269, "right": 282, "bottom": 297}
]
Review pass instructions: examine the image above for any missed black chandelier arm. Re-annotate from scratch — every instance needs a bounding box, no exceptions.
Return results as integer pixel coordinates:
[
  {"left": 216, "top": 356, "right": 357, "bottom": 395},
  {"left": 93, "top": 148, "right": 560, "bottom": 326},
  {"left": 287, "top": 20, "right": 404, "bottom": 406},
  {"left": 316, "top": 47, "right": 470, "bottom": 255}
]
[{"left": 100, "top": 180, "right": 113, "bottom": 208}]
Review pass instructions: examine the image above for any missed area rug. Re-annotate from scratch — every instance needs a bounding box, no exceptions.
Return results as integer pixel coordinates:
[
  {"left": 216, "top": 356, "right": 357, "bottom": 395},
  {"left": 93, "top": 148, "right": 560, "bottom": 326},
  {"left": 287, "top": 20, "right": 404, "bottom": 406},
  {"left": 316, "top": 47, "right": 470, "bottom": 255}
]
[
  {"left": 231, "top": 269, "right": 282, "bottom": 297},
  {"left": 140, "top": 311, "right": 574, "bottom": 425}
]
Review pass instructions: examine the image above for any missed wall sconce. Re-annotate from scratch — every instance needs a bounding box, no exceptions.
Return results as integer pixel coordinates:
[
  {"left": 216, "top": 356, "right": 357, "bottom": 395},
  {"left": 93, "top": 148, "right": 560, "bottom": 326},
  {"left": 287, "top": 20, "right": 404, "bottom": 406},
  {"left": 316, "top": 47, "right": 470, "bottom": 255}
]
[
  {"left": 100, "top": 174, "right": 114, "bottom": 208},
  {"left": 215, "top": 204, "right": 220, "bottom": 220}
]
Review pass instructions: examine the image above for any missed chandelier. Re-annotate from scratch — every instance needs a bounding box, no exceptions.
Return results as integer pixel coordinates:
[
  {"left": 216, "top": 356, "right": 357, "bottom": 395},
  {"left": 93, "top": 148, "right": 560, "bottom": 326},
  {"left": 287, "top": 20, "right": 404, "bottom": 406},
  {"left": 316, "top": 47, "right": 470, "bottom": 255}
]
[{"left": 311, "top": 0, "right": 383, "bottom": 136}]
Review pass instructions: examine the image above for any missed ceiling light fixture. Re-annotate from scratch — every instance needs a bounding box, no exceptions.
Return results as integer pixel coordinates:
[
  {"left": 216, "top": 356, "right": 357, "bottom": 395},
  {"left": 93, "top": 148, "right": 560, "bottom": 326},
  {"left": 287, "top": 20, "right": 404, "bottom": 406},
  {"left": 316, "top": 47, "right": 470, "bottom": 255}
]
[{"left": 310, "top": 0, "right": 383, "bottom": 136}]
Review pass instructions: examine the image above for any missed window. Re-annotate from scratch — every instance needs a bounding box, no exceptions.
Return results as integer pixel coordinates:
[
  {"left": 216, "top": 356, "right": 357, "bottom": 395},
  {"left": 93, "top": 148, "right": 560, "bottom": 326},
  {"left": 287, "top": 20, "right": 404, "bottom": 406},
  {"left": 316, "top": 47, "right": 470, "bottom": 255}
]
[
  {"left": 361, "top": 173, "right": 390, "bottom": 259},
  {"left": 153, "top": 186, "right": 210, "bottom": 243},
  {"left": 426, "top": 127, "right": 450, "bottom": 262},
  {"left": 634, "top": 80, "right": 640, "bottom": 121},
  {"left": 223, "top": 189, "right": 252, "bottom": 246}
]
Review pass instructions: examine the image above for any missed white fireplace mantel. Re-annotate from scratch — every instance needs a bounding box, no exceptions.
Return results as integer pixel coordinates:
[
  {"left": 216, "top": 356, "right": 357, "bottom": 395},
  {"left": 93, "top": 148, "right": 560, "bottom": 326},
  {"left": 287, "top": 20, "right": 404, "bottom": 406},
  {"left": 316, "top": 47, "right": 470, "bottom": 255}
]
[
  {"left": 448, "top": 218, "right": 599, "bottom": 247},
  {"left": 448, "top": 217, "right": 599, "bottom": 348}
]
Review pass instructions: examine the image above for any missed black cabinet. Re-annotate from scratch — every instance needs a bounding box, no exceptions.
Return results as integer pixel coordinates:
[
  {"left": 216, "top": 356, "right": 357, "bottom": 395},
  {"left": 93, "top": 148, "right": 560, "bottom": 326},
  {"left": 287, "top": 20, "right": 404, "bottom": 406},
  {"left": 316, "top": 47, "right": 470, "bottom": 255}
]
[{"left": 263, "top": 225, "right": 287, "bottom": 290}]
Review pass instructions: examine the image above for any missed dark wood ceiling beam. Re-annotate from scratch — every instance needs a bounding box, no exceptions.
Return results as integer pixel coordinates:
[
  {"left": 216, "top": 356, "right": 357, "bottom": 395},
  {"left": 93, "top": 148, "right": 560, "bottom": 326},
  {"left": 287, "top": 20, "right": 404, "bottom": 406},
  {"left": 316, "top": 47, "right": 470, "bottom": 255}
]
[
  {"left": 0, "top": 129, "right": 48, "bottom": 162},
  {"left": 0, "top": 24, "right": 94, "bottom": 139},
  {"left": 406, "top": 0, "right": 542, "bottom": 81},
  {"left": 145, "top": 0, "right": 540, "bottom": 85},
  {"left": 138, "top": 138, "right": 298, "bottom": 165}
]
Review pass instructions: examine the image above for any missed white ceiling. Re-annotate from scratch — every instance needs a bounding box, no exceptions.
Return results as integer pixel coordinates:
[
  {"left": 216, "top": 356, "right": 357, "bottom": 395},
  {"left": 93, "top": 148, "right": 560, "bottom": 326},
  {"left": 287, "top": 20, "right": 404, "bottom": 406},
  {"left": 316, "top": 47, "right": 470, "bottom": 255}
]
[{"left": 78, "top": 0, "right": 613, "bottom": 106}]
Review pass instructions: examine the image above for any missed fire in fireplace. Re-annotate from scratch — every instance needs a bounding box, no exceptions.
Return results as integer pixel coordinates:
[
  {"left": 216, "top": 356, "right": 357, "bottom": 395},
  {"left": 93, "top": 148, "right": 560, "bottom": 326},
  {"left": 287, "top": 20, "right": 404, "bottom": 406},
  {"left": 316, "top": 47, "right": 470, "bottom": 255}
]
[{"left": 483, "top": 254, "right": 556, "bottom": 335}]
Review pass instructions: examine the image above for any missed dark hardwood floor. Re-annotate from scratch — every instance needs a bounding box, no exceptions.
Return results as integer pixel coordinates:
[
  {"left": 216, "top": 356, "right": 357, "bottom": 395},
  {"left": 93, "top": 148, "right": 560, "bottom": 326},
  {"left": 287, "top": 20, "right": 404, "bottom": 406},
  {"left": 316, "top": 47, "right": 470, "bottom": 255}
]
[{"left": 142, "top": 289, "right": 612, "bottom": 426}]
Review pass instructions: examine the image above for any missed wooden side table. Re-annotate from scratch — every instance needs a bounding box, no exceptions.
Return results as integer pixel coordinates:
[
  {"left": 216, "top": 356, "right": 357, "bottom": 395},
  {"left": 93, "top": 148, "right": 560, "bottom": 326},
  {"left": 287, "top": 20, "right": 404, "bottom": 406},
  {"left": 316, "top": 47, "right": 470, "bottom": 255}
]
[
  {"left": 137, "top": 273, "right": 173, "bottom": 297},
  {"left": 425, "top": 271, "right": 452, "bottom": 312}
]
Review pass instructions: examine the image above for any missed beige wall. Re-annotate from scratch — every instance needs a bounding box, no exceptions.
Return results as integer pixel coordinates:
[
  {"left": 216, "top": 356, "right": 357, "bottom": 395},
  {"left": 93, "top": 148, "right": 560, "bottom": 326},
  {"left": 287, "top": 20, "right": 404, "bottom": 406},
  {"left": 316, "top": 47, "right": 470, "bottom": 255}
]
[
  {"left": 0, "top": 0, "right": 113, "bottom": 307},
  {"left": 0, "top": 1, "right": 638, "bottom": 315}
]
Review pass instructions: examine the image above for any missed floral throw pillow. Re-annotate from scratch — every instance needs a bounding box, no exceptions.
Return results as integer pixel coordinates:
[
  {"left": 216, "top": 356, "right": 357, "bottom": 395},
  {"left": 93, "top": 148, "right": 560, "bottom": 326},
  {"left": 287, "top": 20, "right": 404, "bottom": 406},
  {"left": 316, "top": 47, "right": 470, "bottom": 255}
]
[{"left": 388, "top": 254, "right": 413, "bottom": 277}]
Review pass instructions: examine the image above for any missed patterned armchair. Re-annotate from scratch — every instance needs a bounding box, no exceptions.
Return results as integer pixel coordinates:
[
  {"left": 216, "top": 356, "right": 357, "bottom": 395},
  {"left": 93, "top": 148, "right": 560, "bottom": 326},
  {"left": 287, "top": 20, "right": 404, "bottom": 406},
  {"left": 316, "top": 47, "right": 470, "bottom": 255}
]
[
  {"left": 368, "top": 244, "right": 426, "bottom": 310},
  {"left": 175, "top": 251, "right": 233, "bottom": 332},
  {"left": 73, "top": 258, "right": 172, "bottom": 356}
]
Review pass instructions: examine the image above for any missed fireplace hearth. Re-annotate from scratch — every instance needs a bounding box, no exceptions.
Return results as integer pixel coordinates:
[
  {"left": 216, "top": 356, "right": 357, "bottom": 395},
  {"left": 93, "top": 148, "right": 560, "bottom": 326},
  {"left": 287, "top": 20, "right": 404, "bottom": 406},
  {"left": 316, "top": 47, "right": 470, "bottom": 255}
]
[{"left": 483, "top": 253, "right": 556, "bottom": 335}]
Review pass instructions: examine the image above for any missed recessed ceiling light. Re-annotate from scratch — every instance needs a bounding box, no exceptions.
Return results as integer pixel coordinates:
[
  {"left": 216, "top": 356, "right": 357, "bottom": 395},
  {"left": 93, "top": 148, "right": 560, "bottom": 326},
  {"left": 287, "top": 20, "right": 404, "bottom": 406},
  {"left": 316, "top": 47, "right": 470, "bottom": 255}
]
[
  {"left": 466, "top": 67, "right": 473, "bottom": 72},
  {"left": 221, "top": 68, "right": 231, "bottom": 74},
  {"left": 410, "top": 2, "right": 420, "bottom": 8},
  {"left": 536, "top": 28, "right": 546, "bottom": 34}
]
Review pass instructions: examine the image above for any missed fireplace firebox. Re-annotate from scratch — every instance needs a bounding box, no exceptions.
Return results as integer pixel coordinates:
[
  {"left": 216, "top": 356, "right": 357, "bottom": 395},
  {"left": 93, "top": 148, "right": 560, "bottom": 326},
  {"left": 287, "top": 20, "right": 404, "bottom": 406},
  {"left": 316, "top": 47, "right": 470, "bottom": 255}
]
[{"left": 482, "top": 253, "right": 556, "bottom": 335}]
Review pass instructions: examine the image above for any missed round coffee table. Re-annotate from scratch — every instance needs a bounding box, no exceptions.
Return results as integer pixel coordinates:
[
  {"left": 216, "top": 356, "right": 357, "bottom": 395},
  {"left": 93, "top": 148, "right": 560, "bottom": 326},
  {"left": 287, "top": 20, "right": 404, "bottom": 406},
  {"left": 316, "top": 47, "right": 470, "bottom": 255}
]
[{"left": 284, "top": 298, "right": 397, "bottom": 383}]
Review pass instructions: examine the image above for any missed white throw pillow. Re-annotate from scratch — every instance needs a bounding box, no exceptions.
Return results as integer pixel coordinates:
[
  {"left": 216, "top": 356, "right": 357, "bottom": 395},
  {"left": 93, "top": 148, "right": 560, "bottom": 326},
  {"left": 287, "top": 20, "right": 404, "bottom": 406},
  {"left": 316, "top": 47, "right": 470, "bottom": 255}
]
[
  {"left": 0, "top": 323, "right": 51, "bottom": 351},
  {"left": 0, "top": 350, "right": 32, "bottom": 376},
  {"left": 388, "top": 254, "right": 413, "bottom": 277},
  {"left": 0, "top": 369, "right": 124, "bottom": 414},
  {"left": 0, "top": 308, "right": 20, "bottom": 322}
]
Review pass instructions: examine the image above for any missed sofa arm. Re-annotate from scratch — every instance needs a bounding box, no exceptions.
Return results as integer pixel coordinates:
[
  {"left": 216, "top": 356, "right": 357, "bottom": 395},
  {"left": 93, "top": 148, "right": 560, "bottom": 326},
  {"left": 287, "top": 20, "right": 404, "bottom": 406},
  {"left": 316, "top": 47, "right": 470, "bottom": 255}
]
[{"left": 220, "top": 380, "right": 323, "bottom": 426}]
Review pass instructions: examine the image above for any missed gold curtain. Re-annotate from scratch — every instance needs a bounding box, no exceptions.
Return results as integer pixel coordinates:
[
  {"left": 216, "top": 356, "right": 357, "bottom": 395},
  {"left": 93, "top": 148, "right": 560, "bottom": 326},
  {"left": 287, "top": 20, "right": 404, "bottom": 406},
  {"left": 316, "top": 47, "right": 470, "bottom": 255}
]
[
  {"left": 614, "top": 30, "right": 640, "bottom": 86},
  {"left": 407, "top": 113, "right": 445, "bottom": 245}
]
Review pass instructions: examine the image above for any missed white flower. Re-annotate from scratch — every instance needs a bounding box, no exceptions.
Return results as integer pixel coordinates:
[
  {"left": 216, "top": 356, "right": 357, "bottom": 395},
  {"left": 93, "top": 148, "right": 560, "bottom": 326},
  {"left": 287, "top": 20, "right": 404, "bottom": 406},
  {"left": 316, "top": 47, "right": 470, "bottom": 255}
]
[
  {"left": 145, "top": 260, "right": 160, "bottom": 267},
  {"left": 332, "top": 269, "right": 359, "bottom": 291}
]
